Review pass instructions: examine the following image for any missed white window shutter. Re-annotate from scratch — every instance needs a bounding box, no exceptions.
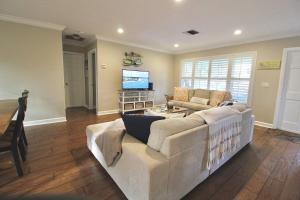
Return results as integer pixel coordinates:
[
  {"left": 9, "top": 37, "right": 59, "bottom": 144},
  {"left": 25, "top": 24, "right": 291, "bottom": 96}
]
[{"left": 210, "top": 59, "right": 229, "bottom": 78}]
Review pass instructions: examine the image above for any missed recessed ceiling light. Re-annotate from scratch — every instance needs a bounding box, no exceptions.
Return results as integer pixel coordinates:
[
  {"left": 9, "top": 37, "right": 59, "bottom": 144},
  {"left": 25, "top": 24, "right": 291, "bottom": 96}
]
[
  {"left": 174, "top": 44, "right": 180, "bottom": 48},
  {"left": 117, "top": 28, "right": 124, "bottom": 34},
  {"left": 234, "top": 29, "right": 242, "bottom": 35},
  {"left": 175, "top": 0, "right": 183, "bottom": 2}
]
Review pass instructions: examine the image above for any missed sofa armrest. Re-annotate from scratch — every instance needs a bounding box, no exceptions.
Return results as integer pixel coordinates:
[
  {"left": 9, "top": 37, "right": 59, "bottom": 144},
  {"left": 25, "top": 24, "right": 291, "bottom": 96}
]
[
  {"left": 115, "top": 134, "right": 169, "bottom": 200},
  {"left": 160, "top": 125, "right": 209, "bottom": 158}
]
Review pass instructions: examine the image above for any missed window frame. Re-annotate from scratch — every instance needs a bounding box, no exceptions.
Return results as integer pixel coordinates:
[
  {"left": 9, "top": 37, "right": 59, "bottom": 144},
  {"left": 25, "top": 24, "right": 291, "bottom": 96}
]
[{"left": 180, "top": 51, "right": 257, "bottom": 105}]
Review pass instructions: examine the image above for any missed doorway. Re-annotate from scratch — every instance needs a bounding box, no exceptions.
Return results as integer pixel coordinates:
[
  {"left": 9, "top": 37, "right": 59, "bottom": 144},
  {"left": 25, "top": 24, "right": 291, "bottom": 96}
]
[
  {"left": 274, "top": 47, "right": 300, "bottom": 134},
  {"left": 63, "top": 51, "right": 86, "bottom": 108},
  {"left": 87, "top": 49, "right": 97, "bottom": 111}
]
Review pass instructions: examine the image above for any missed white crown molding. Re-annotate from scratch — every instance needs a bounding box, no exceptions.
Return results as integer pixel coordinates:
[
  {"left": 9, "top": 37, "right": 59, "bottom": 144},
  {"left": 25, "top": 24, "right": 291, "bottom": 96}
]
[
  {"left": 0, "top": 14, "right": 65, "bottom": 31},
  {"left": 255, "top": 121, "right": 273, "bottom": 129},
  {"left": 97, "top": 109, "right": 119, "bottom": 116},
  {"left": 174, "top": 32, "right": 300, "bottom": 55},
  {"left": 96, "top": 35, "right": 172, "bottom": 54},
  {"left": 24, "top": 117, "right": 66, "bottom": 127}
]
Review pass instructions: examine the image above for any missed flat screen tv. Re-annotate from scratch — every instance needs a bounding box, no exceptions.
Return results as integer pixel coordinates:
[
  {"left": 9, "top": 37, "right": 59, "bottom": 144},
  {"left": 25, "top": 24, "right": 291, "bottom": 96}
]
[{"left": 122, "top": 69, "right": 149, "bottom": 90}]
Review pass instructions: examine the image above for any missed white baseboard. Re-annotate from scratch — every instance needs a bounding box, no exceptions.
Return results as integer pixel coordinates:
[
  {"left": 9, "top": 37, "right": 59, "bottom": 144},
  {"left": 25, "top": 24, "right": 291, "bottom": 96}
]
[
  {"left": 24, "top": 117, "right": 67, "bottom": 127},
  {"left": 255, "top": 121, "right": 273, "bottom": 128},
  {"left": 97, "top": 109, "right": 119, "bottom": 116}
]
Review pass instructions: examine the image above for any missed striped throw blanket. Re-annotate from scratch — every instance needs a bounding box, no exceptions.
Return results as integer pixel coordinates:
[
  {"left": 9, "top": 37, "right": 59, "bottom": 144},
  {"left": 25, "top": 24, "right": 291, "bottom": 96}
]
[{"left": 196, "top": 106, "right": 242, "bottom": 169}]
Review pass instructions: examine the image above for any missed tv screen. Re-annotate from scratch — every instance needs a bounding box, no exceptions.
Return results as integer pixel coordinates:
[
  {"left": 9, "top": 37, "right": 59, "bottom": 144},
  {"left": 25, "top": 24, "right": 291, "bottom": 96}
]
[{"left": 122, "top": 70, "right": 149, "bottom": 90}]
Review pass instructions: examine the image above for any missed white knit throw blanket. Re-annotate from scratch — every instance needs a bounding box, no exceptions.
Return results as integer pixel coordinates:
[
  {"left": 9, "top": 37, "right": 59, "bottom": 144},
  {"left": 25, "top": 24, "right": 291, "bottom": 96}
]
[{"left": 196, "top": 107, "right": 242, "bottom": 169}]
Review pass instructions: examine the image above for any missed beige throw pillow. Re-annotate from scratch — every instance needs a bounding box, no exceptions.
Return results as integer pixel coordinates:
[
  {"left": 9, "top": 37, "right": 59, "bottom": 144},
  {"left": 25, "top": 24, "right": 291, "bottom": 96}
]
[
  {"left": 174, "top": 87, "right": 189, "bottom": 102},
  {"left": 209, "top": 91, "right": 226, "bottom": 107},
  {"left": 190, "top": 97, "right": 209, "bottom": 105}
]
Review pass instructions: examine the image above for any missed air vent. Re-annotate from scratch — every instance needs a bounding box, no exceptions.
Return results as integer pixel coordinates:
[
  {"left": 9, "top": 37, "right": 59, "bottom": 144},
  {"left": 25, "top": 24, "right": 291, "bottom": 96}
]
[
  {"left": 184, "top": 30, "right": 199, "bottom": 35},
  {"left": 65, "top": 34, "right": 85, "bottom": 41}
]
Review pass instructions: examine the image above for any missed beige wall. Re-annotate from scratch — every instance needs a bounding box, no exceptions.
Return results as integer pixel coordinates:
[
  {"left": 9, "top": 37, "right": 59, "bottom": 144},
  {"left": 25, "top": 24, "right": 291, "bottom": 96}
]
[
  {"left": 96, "top": 40, "right": 174, "bottom": 112},
  {"left": 0, "top": 21, "right": 66, "bottom": 121},
  {"left": 174, "top": 36, "right": 300, "bottom": 124}
]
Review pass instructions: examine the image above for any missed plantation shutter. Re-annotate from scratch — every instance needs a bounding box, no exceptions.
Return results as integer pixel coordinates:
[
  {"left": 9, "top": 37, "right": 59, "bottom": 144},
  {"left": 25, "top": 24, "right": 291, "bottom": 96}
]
[
  {"left": 230, "top": 56, "right": 254, "bottom": 103},
  {"left": 180, "top": 52, "right": 256, "bottom": 104},
  {"left": 194, "top": 60, "right": 209, "bottom": 89},
  {"left": 210, "top": 59, "right": 228, "bottom": 90},
  {"left": 181, "top": 61, "right": 193, "bottom": 88}
]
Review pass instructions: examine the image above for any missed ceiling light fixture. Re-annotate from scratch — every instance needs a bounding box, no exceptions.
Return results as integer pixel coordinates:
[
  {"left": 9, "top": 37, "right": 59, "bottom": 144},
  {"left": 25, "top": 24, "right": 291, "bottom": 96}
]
[
  {"left": 174, "top": 0, "right": 183, "bottom": 3},
  {"left": 117, "top": 28, "right": 124, "bottom": 34},
  {"left": 174, "top": 44, "right": 180, "bottom": 48},
  {"left": 234, "top": 29, "right": 242, "bottom": 35}
]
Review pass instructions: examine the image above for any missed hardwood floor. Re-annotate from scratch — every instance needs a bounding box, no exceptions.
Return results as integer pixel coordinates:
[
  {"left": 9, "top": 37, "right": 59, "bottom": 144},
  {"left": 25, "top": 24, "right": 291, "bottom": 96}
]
[{"left": 0, "top": 107, "right": 299, "bottom": 200}]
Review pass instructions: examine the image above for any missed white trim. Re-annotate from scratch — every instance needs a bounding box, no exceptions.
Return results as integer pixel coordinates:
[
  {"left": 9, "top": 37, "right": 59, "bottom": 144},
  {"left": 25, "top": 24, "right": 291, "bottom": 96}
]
[
  {"left": 174, "top": 33, "right": 300, "bottom": 55},
  {"left": 255, "top": 121, "right": 273, "bottom": 129},
  {"left": 87, "top": 49, "right": 98, "bottom": 110},
  {"left": 273, "top": 47, "right": 300, "bottom": 129},
  {"left": 96, "top": 35, "right": 171, "bottom": 54},
  {"left": 0, "top": 14, "right": 65, "bottom": 30},
  {"left": 24, "top": 117, "right": 66, "bottom": 127},
  {"left": 97, "top": 109, "right": 119, "bottom": 116}
]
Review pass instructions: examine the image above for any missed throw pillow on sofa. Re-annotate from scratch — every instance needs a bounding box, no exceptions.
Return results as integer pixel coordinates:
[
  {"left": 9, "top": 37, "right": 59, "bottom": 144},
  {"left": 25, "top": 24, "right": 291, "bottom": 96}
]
[
  {"left": 174, "top": 87, "right": 189, "bottom": 102},
  {"left": 121, "top": 114, "right": 165, "bottom": 144},
  {"left": 190, "top": 97, "right": 209, "bottom": 105},
  {"left": 209, "top": 91, "right": 226, "bottom": 107}
]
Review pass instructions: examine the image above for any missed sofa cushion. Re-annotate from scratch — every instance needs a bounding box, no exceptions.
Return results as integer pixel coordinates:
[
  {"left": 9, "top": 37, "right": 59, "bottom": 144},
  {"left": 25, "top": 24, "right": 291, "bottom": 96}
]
[
  {"left": 174, "top": 87, "right": 189, "bottom": 102},
  {"left": 188, "top": 89, "right": 195, "bottom": 101},
  {"left": 148, "top": 117, "right": 205, "bottom": 151},
  {"left": 190, "top": 97, "right": 209, "bottom": 105},
  {"left": 209, "top": 91, "right": 227, "bottom": 106},
  {"left": 168, "top": 100, "right": 184, "bottom": 107},
  {"left": 122, "top": 114, "right": 165, "bottom": 144},
  {"left": 224, "top": 92, "right": 232, "bottom": 101},
  {"left": 181, "top": 102, "right": 212, "bottom": 111},
  {"left": 193, "top": 89, "right": 210, "bottom": 99}
]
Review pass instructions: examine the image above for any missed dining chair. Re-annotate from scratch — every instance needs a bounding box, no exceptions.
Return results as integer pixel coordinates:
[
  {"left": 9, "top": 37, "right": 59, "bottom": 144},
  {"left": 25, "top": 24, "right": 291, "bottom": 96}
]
[
  {"left": 0, "top": 97, "right": 26, "bottom": 176},
  {"left": 8, "top": 90, "right": 29, "bottom": 146},
  {"left": 21, "top": 90, "right": 29, "bottom": 146}
]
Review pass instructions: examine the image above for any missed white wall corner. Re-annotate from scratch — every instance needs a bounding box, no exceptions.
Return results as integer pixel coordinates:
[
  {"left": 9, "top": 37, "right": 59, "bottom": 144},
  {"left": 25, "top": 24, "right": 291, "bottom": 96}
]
[
  {"left": 97, "top": 109, "right": 119, "bottom": 116},
  {"left": 24, "top": 117, "right": 66, "bottom": 127},
  {"left": 255, "top": 121, "right": 273, "bottom": 129},
  {"left": 0, "top": 14, "right": 66, "bottom": 31}
]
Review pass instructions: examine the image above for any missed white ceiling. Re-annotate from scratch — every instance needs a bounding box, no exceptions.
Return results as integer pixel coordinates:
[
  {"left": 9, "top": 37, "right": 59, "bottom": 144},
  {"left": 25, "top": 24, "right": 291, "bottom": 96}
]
[{"left": 0, "top": 0, "right": 300, "bottom": 54}]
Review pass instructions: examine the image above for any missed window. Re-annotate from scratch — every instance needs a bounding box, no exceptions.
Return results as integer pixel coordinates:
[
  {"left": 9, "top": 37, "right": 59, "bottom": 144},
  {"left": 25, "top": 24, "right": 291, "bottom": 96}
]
[
  {"left": 180, "top": 52, "right": 256, "bottom": 104},
  {"left": 194, "top": 60, "right": 209, "bottom": 89},
  {"left": 180, "top": 61, "right": 193, "bottom": 88},
  {"left": 230, "top": 56, "right": 253, "bottom": 103}
]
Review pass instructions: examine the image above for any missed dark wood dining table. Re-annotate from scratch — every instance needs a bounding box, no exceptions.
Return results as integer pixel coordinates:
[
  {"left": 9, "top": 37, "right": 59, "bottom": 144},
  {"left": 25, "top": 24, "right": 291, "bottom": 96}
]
[{"left": 0, "top": 99, "right": 18, "bottom": 135}]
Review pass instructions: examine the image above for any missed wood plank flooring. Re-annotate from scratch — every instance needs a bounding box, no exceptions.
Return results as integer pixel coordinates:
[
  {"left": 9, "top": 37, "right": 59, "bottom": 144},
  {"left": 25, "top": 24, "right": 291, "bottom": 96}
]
[{"left": 0, "top": 107, "right": 299, "bottom": 200}]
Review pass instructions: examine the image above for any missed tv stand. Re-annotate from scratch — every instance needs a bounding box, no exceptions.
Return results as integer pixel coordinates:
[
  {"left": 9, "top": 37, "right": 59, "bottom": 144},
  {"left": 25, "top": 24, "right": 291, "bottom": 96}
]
[{"left": 119, "top": 90, "right": 154, "bottom": 114}]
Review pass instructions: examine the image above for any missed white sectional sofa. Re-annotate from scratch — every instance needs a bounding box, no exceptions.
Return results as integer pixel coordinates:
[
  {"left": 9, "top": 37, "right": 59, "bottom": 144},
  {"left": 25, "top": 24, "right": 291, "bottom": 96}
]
[{"left": 86, "top": 108, "right": 254, "bottom": 200}]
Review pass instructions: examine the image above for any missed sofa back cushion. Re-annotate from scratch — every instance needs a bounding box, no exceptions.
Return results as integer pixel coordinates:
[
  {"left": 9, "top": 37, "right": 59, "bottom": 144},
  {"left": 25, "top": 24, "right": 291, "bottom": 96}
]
[
  {"left": 190, "top": 97, "right": 209, "bottom": 105},
  {"left": 174, "top": 87, "right": 189, "bottom": 102},
  {"left": 122, "top": 114, "right": 165, "bottom": 144},
  {"left": 193, "top": 89, "right": 210, "bottom": 99},
  {"left": 209, "top": 90, "right": 227, "bottom": 106},
  {"left": 148, "top": 116, "right": 205, "bottom": 151}
]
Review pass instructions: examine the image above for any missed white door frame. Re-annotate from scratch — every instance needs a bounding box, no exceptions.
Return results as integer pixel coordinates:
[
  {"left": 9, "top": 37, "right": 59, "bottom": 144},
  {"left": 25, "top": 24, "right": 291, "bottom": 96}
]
[
  {"left": 273, "top": 47, "right": 300, "bottom": 129},
  {"left": 87, "top": 48, "right": 98, "bottom": 110},
  {"left": 63, "top": 51, "right": 86, "bottom": 108}
]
